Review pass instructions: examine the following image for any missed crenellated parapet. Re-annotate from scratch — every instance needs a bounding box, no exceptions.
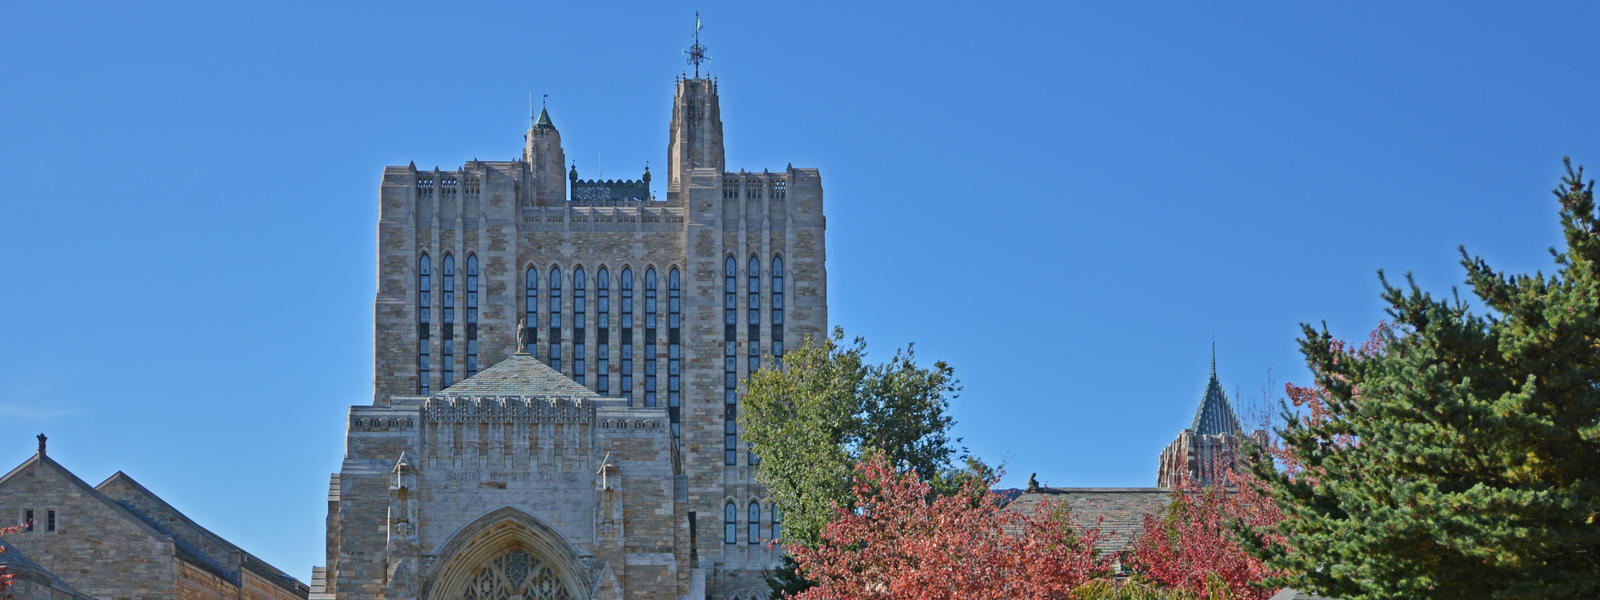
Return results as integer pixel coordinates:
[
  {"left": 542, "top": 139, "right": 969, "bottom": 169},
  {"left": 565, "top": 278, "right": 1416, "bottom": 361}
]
[{"left": 569, "top": 165, "right": 652, "bottom": 205}]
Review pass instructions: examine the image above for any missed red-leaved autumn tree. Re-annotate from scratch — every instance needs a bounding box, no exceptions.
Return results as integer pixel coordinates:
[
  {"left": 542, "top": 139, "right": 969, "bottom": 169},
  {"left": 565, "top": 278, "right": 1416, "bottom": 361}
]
[
  {"left": 789, "top": 455, "right": 1108, "bottom": 600},
  {"left": 1128, "top": 470, "right": 1284, "bottom": 600}
]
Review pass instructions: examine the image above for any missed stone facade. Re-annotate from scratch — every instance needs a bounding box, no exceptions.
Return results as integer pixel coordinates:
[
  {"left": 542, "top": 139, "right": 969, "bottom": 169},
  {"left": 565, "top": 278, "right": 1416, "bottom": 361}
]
[
  {"left": 0, "top": 444, "right": 308, "bottom": 600},
  {"left": 330, "top": 71, "right": 824, "bottom": 600}
]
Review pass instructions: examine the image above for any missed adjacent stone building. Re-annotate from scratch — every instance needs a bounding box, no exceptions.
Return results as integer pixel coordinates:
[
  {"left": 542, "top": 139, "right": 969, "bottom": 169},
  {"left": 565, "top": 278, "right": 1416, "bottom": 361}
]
[
  {"left": 321, "top": 60, "right": 826, "bottom": 600},
  {"left": 0, "top": 437, "right": 308, "bottom": 600}
]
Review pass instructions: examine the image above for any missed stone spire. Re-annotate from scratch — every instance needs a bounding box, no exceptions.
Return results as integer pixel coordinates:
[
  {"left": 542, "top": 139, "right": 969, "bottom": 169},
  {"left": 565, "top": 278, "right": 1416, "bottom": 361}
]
[{"left": 1191, "top": 348, "right": 1242, "bottom": 436}]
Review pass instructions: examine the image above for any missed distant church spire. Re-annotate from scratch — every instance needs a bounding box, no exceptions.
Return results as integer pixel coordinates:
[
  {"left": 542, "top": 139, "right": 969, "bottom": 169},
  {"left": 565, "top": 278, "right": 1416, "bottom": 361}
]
[{"left": 1192, "top": 346, "right": 1242, "bottom": 436}]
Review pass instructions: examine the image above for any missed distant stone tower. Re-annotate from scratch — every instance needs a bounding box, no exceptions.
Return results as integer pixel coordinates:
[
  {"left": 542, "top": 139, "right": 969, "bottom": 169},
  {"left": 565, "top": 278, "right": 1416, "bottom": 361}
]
[
  {"left": 1156, "top": 350, "right": 1264, "bottom": 488},
  {"left": 331, "top": 43, "right": 827, "bottom": 600}
]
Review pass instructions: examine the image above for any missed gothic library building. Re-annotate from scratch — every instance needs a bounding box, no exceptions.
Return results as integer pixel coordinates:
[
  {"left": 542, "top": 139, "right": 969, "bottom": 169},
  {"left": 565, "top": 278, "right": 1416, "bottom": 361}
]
[{"left": 324, "top": 70, "right": 826, "bottom": 600}]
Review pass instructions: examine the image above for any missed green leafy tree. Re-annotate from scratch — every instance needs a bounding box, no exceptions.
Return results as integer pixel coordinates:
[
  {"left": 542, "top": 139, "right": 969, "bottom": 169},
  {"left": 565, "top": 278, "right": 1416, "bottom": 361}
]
[
  {"left": 740, "top": 328, "right": 963, "bottom": 597},
  {"left": 1248, "top": 161, "right": 1600, "bottom": 600}
]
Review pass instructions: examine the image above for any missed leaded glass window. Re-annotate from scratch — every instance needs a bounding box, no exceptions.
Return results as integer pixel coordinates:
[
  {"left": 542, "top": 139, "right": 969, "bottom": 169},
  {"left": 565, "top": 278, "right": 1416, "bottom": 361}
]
[
  {"left": 548, "top": 267, "right": 562, "bottom": 372},
  {"left": 442, "top": 254, "right": 455, "bottom": 388},
  {"left": 596, "top": 267, "right": 609, "bottom": 395},
  {"left": 573, "top": 266, "right": 586, "bottom": 385},
  {"left": 748, "top": 501, "right": 761, "bottom": 544},
  {"left": 724, "top": 502, "right": 737, "bottom": 544},
  {"left": 668, "top": 267, "right": 681, "bottom": 446},
  {"left": 418, "top": 253, "right": 431, "bottom": 394},
  {"left": 461, "top": 548, "right": 572, "bottom": 600},
  {"left": 725, "top": 256, "right": 738, "bottom": 465},
  {"left": 467, "top": 254, "right": 479, "bottom": 376},
  {"left": 772, "top": 256, "right": 785, "bottom": 364},
  {"left": 644, "top": 267, "right": 657, "bottom": 408},
  {"left": 525, "top": 266, "right": 538, "bottom": 353},
  {"left": 621, "top": 267, "right": 634, "bottom": 405}
]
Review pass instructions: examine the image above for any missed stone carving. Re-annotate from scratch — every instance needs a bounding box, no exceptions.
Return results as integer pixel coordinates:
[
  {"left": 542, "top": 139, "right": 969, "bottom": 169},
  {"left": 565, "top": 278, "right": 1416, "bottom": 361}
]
[{"left": 517, "top": 318, "right": 530, "bottom": 354}]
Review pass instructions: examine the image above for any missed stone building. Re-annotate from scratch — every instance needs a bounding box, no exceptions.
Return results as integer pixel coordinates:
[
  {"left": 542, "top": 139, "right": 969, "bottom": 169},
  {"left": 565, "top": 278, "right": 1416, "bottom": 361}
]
[
  {"left": 0, "top": 437, "right": 308, "bottom": 600},
  {"left": 320, "top": 61, "right": 826, "bottom": 600}
]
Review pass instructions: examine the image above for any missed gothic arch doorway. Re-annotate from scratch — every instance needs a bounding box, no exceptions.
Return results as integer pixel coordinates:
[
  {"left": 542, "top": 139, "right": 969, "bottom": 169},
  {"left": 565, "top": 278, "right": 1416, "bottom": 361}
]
[{"left": 425, "top": 507, "right": 592, "bottom": 600}]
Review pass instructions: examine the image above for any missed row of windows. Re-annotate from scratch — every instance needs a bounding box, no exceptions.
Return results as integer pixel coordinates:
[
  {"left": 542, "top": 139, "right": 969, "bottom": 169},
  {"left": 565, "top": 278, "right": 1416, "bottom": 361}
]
[
  {"left": 724, "top": 501, "right": 780, "bottom": 545},
  {"left": 417, "top": 254, "right": 481, "bottom": 394},
  {"left": 417, "top": 255, "right": 787, "bottom": 446}
]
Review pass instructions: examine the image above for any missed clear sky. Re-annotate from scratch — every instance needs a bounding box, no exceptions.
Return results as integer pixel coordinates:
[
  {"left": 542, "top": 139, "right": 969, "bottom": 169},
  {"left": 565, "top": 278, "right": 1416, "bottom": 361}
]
[{"left": 4, "top": 0, "right": 1600, "bottom": 582}]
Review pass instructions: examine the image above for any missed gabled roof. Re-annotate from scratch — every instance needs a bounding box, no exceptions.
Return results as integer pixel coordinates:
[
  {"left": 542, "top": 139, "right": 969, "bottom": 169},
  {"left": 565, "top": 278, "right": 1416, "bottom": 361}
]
[
  {"left": 435, "top": 352, "right": 599, "bottom": 398},
  {"left": 0, "top": 453, "right": 172, "bottom": 544},
  {"left": 96, "top": 471, "right": 307, "bottom": 595},
  {"left": 1191, "top": 350, "right": 1242, "bottom": 436}
]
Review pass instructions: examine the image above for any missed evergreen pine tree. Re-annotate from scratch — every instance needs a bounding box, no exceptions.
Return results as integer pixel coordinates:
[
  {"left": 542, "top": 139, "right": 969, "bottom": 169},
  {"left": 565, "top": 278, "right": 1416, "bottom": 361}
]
[{"left": 1249, "top": 161, "right": 1600, "bottom": 600}]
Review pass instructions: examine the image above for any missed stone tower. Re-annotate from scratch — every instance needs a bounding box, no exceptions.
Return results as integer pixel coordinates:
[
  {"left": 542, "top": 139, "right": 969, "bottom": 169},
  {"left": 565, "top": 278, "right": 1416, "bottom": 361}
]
[
  {"left": 1156, "top": 350, "right": 1263, "bottom": 488},
  {"left": 335, "top": 60, "right": 826, "bottom": 600}
]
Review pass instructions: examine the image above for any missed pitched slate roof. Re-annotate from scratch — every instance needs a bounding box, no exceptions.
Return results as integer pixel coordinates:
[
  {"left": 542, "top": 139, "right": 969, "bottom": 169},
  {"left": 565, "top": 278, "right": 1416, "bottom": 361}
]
[
  {"left": 0, "top": 536, "right": 91, "bottom": 598},
  {"left": 1192, "top": 350, "right": 1243, "bottom": 436},
  {"left": 435, "top": 352, "right": 599, "bottom": 398},
  {"left": 1004, "top": 488, "right": 1172, "bottom": 554}
]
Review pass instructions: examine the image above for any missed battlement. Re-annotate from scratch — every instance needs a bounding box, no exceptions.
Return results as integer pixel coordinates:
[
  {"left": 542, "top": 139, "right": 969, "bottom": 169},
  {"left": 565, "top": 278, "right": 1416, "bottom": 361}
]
[{"left": 569, "top": 165, "right": 652, "bottom": 205}]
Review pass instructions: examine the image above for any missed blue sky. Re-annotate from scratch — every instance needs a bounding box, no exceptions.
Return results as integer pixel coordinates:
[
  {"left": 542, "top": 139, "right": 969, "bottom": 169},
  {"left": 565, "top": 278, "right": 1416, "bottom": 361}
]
[{"left": 4, "top": 0, "right": 1599, "bottom": 581}]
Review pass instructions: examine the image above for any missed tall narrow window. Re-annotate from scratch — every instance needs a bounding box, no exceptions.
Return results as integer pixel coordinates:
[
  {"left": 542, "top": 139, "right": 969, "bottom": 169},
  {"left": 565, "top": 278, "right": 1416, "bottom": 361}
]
[
  {"left": 772, "top": 506, "right": 782, "bottom": 542},
  {"left": 22, "top": 509, "right": 33, "bottom": 532},
  {"left": 724, "top": 256, "right": 738, "bottom": 465},
  {"left": 573, "top": 266, "right": 586, "bottom": 385},
  {"left": 644, "top": 268, "right": 658, "bottom": 407},
  {"left": 621, "top": 267, "right": 634, "bottom": 405},
  {"left": 466, "top": 255, "right": 479, "bottom": 376},
  {"left": 597, "top": 267, "right": 610, "bottom": 395},
  {"left": 668, "top": 267, "right": 682, "bottom": 445},
  {"left": 525, "top": 266, "right": 538, "bottom": 353},
  {"left": 772, "top": 256, "right": 785, "bottom": 364},
  {"left": 442, "top": 254, "right": 455, "bottom": 388},
  {"left": 418, "top": 254, "right": 431, "bottom": 394},
  {"left": 724, "top": 502, "right": 737, "bottom": 544},
  {"left": 748, "top": 501, "right": 761, "bottom": 544},
  {"left": 747, "top": 256, "right": 761, "bottom": 466},
  {"left": 45, "top": 510, "right": 55, "bottom": 533},
  {"left": 548, "top": 267, "right": 562, "bottom": 372}
]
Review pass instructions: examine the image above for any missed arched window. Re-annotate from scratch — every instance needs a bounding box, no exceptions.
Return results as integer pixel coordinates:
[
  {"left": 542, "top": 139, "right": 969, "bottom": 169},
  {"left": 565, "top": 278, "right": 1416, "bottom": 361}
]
[
  {"left": 747, "top": 256, "right": 761, "bottom": 466},
  {"left": 772, "top": 256, "right": 785, "bottom": 364},
  {"left": 668, "top": 267, "right": 682, "bottom": 445},
  {"left": 548, "top": 267, "right": 562, "bottom": 372},
  {"left": 525, "top": 266, "right": 538, "bottom": 354},
  {"left": 596, "top": 267, "right": 610, "bottom": 395},
  {"left": 417, "top": 254, "right": 431, "bottom": 395},
  {"left": 724, "top": 256, "right": 738, "bottom": 465},
  {"left": 748, "top": 501, "right": 761, "bottom": 544},
  {"left": 442, "top": 254, "right": 455, "bottom": 388},
  {"left": 644, "top": 268, "right": 658, "bottom": 407},
  {"left": 724, "top": 502, "right": 737, "bottom": 544},
  {"left": 772, "top": 505, "right": 782, "bottom": 543},
  {"left": 620, "top": 267, "right": 634, "bottom": 405},
  {"left": 466, "top": 255, "right": 479, "bottom": 376},
  {"left": 573, "top": 266, "right": 586, "bottom": 385}
]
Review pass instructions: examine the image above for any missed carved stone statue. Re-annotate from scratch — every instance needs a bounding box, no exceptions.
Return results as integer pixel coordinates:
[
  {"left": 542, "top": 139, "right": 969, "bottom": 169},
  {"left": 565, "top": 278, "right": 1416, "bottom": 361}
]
[
  {"left": 516, "top": 318, "right": 530, "bottom": 354},
  {"left": 1026, "top": 472, "right": 1039, "bottom": 492},
  {"left": 37, "top": 433, "right": 46, "bottom": 455}
]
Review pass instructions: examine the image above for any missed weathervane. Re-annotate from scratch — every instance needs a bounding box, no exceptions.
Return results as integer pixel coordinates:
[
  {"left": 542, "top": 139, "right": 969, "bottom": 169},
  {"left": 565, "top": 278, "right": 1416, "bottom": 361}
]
[{"left": 684, "top": 11, "right": 710, "bottom": 78}]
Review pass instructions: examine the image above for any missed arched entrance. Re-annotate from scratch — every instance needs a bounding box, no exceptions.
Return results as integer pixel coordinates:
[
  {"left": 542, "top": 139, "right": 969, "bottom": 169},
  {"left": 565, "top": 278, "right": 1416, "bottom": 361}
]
[{"left": 425, "top": 507, "right": 592, "bottom": 600}]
